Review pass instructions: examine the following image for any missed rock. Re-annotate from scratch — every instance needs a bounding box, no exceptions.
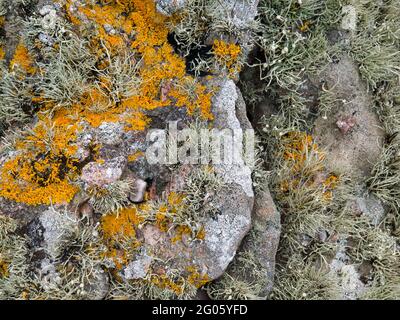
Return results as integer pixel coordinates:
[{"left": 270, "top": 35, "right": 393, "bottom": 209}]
[
  {"left": 39, "top": 5, "right": 59, "bottom": 30},
  {"left": 118, "top": 79, "right": 254, "bottom": 282},
  {"left": 81, "top": 156, "right": 127, "bottom": 187},
  {"left": 0, "top": 0, "right": 262, "bottom": 299},
  {"left": 230, "top": 189, "right": 280, "bottom": 297},
  {"left": 123, "top": 249, "right": 153, "bottom": 280},
  {"left": 336, "top": 115, "right": 357, "bottom": 134},
  {"left": 96, "top": 122, "right": 124, "bottom": 146},
  {"left": 156, "top": 0, "right": 187, "bottom": 15},
  {"left": 205, "top": 0, "right": 260, "bottom": 55},
  {"left": 329, "top": 241, "right": 366, "bottom": 300},
  {"left": 352, "top": 191, "right": 385, "bottom": 226},
  {"left": 249, "top": 190, "right": 281, "bottom": 296},
  {"left": 37, "top": 208, "right": 109, "bottom": 299},
  {"left": 39, "top": 208, "right": 76, "bottom": 259},
  {"left": 341, "top": 5, "right": 357, "bottom": 32},
  {"left": 202, "top": 185, "right": 253, "bottom": 278},
  {"left": 340, "top": 265, "right": 365, "bottom": 299},
  {"left": 312, "top": 55, "right": 385, "bottom": 180},
  {"left": 212, "top": 79, "right": 254, "bottom": 198}
]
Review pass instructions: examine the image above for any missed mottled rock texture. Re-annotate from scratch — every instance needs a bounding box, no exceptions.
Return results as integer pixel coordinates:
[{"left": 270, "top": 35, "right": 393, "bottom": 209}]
[{"left": 312, "top": 56, "right": 385, "bottom": 181}]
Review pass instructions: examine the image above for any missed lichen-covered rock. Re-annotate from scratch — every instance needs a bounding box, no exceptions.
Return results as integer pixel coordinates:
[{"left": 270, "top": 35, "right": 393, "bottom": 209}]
[
  {"left": 212, "top": 79, "right": 254, "bottom": 198},
  {"left": 0, "top": 0, "right": 265, "bottom": 300},
  {"left": 212, "top": 188, "right": 280, "bottom": 298},
  {"left": 312, "top": 55, "right": 385, "bottom": 180},
  {"left": 39, "top": 208, "right": 76, "bottom": 259},
  {"left": 341, "top": 5, "right": 357, "bottom": 32},
  {"left": 114, "top": 79, "right": 255, "bottom": 282}
]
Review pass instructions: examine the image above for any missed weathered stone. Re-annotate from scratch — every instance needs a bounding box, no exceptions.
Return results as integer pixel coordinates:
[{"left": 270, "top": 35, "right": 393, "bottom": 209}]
[
  {"left": 224, "top": 189, "right": 281, "bottom": 297},
  {"left": 39, "top": 208, "right": 76, "bottom": 259},
  {"left": 212, "top": 79, "right": 254, "bottom": 198},
  {"left": 329, "top": 241, "right": 366, "bottom": 300},
  {"left": 124, "top": 249, "right": 153, "bottom": 280},
  {"left": 351, "top": 190, "right": 385, "bottom": 226},
  {"left": 341, "top": 5, "right": 357, "bottom": 32},
  {"left": 119, "top": 79, "right": 255, "bottom": 281},
  {"left": 96, "top": 122, "right": 124, "bottom": 146},
  {"left": 81, "top": 156, "right": 127, "bottom": 187},
  {"left": 156, "top": 0, "right": 187, "bottom": 15},
  {"left": 312, "top": 56, "right": 385, "bottom": 180}
]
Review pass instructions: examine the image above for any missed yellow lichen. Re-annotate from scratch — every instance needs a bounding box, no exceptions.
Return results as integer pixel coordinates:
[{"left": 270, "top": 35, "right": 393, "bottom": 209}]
[
  {"left": 186, "top": 266, "right": 210, "bottom": 288},
  {"left": 62, "top": 0, "right": 214, "bottom": 130},
  {"left": 171, "top": 225, "right": 192, "bottom": 243},
  {"left": 101, "top": 206, "right": 145, "bottom": 269},
  {"left": 102, "top": 206, "right": 144, "bottom": 241},
  {"left": 0, "top": 116, "right": 80, "bottom": 205},
  {"left": 10, "top": 42, "right": 36, "bottom": 74},
  {"left": 149, "top": 267, "right": 209, "bottom": 296},
  {"left": 278, "top": 132, "right": 339, "bottom": 201},
  {"left": 0, "top": 45, "right": 5, "bottom": 61},
  {"left": 149, "top": 274, "right": 185, "bottom": 296},
  {"left": 282, "top": 132, "right": 323, "bottom": 165},
  {"left": 212, "top": 39, "right": 242, "bottom": 76},
  {"left": 1, "top": 0, "right": 214, "bottom": 212},
  {"left": 127, "top": 151, "right": 145, "bottom": 162},
  {"left": 0, "top": 260, "right": 9, "bottom": 278}
]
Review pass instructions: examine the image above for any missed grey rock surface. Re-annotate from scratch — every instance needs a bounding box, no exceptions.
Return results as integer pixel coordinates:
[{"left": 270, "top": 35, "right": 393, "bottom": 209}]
[
  {"left": 81, "top": 156, "right": 127, "bottom": 187},
  {"left": 222, "top": 188, "right": 281, "bottom": 298},
  {"left": 312, "top": 55, "right": 385, "bottom": 180}
]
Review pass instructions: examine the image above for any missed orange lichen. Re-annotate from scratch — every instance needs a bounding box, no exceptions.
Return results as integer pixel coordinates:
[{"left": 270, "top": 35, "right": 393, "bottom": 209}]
[
  {"left": 101, "top": 206, "right": 145, "bottom": 269},
  {"left": 10, "top": 43, "right": 36, "bottom": 74},
  {"left": 1, "top": 0, "right": 214, "bottom": 208},
  {"left": 322, "top": 175, "right": 339, "bottom": 201},
  {"left": 148, "top": 266, "right": 209, "bottom": 296},
  {"left": 171, "top": 225, "right": 192, "bottom": 243},
  {"left": 124, "top": 111, "right": 152, "bottom": 131},
  {"left": 186, "top": 266, "right": 210, "bottom": 288},
  {"left": 195, "top": 227, "right": 206, "bottom": 241},
  {"left": 62, "top": 0, "right": 213, "bottom": 130},
  {"left": 167, "top": 192, "right": 185, "bottom": 207},
  {"left": 102, "top": 206, "right": 144, "bottom": 241},
  {"left": 0, "top": 45, "right": 5, "bottom": 61},
  {"left": 0, "top": 117, "right": 80, "bottom": 206},
  {"left": 127, "top": 151, "right": 145, "bottom": 162},
  {"left": 0, "top": 260, "right": 9, "bottom": 278},
  {"left": 149, "top": 274, "right": 185, "bottom": 295},
  {"left": 282, "top": 132, "right": 324, "bottom": 172},
  {"left": 155, "top": 210, "right": 172, "bottom": 232},
  {"left": 212, "top": 39, "right": 242, "bottom": 76},
  {"left": 278, "top": 132, "right": 339, "bottom": 202}
]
